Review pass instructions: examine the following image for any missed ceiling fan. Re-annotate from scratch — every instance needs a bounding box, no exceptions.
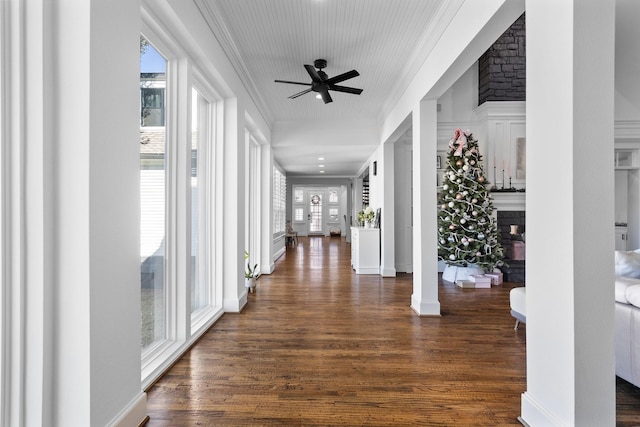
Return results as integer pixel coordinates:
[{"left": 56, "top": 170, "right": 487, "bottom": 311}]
[{"left": 274, "top": 59, "right": 363, "bottom": 104}]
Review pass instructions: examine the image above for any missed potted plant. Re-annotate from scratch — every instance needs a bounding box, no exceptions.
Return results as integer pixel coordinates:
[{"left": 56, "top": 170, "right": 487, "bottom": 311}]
[
  {"left": 244, "top": 251, "right": 259, "bottom": 293},
  {"left": 358, "top": 206, "right": 375, "bottom": 228}
]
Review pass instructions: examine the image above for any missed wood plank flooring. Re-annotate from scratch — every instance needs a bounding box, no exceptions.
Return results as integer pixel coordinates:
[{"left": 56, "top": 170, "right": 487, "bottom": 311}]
[{"left": 145, "top": 236, "right": 640, "bottom": 426}]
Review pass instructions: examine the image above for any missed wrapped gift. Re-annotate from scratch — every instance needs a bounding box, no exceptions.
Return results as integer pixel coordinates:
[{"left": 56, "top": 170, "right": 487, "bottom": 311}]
[
  {"left": 470, "top": 274, "right": 491, "bottom": 288},
  {"left": 456, "top": 280, "right": 475, "bottom": 288},
  {"left": 485, "top": 272, "right": 504, "bottom": 286}
]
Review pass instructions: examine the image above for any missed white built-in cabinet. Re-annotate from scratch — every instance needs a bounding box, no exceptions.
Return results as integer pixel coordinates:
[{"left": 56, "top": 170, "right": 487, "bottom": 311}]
[
  {"left": 351, "top": 227, "right": 380, "bottom": 274},
  {"left": 616, "top": 226, "right": 628, "bottom": 251}
]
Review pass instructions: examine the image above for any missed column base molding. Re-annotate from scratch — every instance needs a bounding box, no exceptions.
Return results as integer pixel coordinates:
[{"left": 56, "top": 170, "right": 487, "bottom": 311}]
[{"left": 410, "top": 295, "right": 441, "bottom": 317}]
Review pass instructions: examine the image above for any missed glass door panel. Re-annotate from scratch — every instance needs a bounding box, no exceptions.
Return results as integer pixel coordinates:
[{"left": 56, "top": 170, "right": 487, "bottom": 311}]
[
  {"left": 308, "top": 192, "right": 324, "bottom": 235},
  {"left": 140, "top": 37, "right": 167, "bottom": 350}
]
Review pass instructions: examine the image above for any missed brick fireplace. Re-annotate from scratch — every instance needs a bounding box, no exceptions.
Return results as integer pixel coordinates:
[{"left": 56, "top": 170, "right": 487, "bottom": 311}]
[{"left": 492, "top": 193, "right": 525, "bottom": 283}]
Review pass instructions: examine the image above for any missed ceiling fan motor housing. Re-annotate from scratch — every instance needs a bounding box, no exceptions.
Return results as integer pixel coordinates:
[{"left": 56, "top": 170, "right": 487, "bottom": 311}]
[{"left": 314, "top": 58, "right": 328, "bottom": 70}]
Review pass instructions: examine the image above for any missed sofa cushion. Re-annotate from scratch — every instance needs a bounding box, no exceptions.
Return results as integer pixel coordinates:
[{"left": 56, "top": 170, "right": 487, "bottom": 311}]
[
  {"left": 616, "top": 276, "right": 640, "bottom": 304},
  {"left": 615, "top": 249, "right": 640, "bottom": 278},
  {"left": 626, "top": 285, "right": 640, "bottom": 308}
]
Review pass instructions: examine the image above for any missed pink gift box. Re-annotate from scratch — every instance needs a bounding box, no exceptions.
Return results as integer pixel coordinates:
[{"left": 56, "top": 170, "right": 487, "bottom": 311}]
[
  {"left": 485, "top": 272, "right": 504, "bottom": 286},
  {"left": 470, "top": 274, "right": 491, "bottom": 288}
]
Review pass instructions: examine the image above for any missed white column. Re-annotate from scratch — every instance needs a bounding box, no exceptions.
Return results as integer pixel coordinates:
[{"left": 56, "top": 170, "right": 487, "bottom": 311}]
[
  {"left": 522, "top": 1, "right": 615, "bottom": 425},
  {"left": 380, "top": 142, "right": 396, "bottom": 277},
  {"left": 411, "top": 99, "right": 440, "bottom": 316},
  {"left": 222, "top": 99, "right": 247, "bottom": 311}
]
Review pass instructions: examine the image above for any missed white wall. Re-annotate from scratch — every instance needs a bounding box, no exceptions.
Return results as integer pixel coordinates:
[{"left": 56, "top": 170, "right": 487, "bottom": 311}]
[
  {"left": 394, "top": 137, "right": 413, "bottom": 273},
  {"left": 4, "top": 0, "right": 146, "bottom": 424},
  {"left": 436, "top": 63, "right": 479, "bottom": 124}
]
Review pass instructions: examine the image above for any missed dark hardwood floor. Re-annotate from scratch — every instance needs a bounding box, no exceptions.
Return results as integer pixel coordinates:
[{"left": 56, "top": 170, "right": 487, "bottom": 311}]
[{"left": 145, "top": 236, "right": 640, "bottom": 426}]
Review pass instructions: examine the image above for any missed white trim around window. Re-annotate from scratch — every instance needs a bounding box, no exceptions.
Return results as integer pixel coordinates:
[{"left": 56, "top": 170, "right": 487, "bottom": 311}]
[{"left": 139, "top": 17, "right": 224, "bottom": 391}]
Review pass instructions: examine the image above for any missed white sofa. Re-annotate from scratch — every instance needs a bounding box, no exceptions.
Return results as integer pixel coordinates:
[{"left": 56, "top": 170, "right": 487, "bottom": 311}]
[
  {"left": 614, "top": 250, "right": 640, "bottom": 388},
  {"left": 509, "top": 250, "right": 640, "bottom": 388},
  {"left": 615, "top": 276, "right": 640, "bottom": 387}
]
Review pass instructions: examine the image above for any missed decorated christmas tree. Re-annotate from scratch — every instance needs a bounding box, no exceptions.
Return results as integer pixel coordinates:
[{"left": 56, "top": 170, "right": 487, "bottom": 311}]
[{"left": 437, "top": 128, "right": 504, "bottom": 272}]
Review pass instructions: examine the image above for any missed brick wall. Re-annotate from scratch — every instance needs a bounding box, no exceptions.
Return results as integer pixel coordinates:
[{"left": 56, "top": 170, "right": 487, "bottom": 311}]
[
  {"left": 497, "top": 210, "right": 525, "bottom": 282},
  {"left": 497, "top": 211, "right": 525, "bottom": 259},
  {"left": 478, "top": 14, "right": 526, "bottom": 105}
]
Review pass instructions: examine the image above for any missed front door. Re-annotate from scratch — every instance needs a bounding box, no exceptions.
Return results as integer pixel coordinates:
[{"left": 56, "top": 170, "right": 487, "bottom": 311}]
[{"left": 308, "top": 191, "right": 324, "bottom": 235}]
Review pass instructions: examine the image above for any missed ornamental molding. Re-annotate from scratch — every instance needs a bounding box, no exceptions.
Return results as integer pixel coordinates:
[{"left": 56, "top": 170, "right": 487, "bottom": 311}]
[{"left": 473, "top": 101, "right": 526, "bottom": 121}]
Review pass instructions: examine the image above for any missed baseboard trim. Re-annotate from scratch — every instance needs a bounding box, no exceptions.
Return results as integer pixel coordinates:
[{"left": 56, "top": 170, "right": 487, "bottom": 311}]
[
  {"left": 273, "top": 246, "right": 285, "bottom": 261},
  {"left": 521, "top": 391, "right": 567, "bottom": 427},
  {"left": 106, "top": 392, "right": 147, "bottom": 427}
]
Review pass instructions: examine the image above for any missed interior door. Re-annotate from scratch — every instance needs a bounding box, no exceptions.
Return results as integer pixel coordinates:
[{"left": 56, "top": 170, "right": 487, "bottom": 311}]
[{"left": 308, "top": 191, "right": 324, "bottom": 235}]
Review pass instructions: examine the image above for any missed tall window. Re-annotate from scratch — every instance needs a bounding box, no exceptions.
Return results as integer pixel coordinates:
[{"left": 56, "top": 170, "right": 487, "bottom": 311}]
[
  {"left": 273, "top": 167, "right": 286, "bottom": 236},
  {"left": 139, "top": 28, "right": 222, "bottom": 388},
  {"left": 247, "top": 137, "right": 261, "bottom": 265},
  {"left": 191, "top": 88, "right": 209, "bottom": 314},
  {"left": 140, "top": 37, "right": 167, "bottom": 350}
]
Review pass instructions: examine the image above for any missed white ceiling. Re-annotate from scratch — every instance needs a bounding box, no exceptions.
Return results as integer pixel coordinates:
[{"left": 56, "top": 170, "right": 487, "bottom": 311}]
[{"left": 195, "top": 0, "right": 466, "bottom": 177}]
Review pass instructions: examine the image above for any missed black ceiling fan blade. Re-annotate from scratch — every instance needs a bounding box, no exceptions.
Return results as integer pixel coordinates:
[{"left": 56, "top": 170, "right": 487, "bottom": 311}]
[
  {"left": 288, "top": 88, "right": 313, "bottom": 99},
  {"left": 324, "top": 69, "right": 359, "bottom": 85},
  {"left": 274, "top": 79, "right": 312, "bottom": 86},
  {"left": 319, "top": 89, "right": 333, "bottom": 104},
  {"left": 304, "top": 64, "right": 323, "bottom": 83},
  {"left": 329, "top": 85, "right": 363, "bottom": 95}
]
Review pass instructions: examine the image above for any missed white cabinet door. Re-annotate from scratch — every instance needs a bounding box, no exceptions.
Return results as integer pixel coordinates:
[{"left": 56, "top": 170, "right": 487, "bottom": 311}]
[
  {"left": 616, "top": 227, "right": 628, "bottom": 251},
  {"left": 351, "top": 227, "right": 380, "bottom": 274}
]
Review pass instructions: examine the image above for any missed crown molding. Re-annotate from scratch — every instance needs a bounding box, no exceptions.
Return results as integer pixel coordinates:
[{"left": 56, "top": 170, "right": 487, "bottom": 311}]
[{"left": 193, "top": 0, "right": 274, "bottom": 125}]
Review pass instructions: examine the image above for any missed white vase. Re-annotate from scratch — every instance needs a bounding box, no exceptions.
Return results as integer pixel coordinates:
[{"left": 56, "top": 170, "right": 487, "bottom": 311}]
[
  {"left": 365, "top": 221, "right": 372, "bottom": 229},
  {"left": 245, "top": 277, "right": 257, "bottom": 293}
]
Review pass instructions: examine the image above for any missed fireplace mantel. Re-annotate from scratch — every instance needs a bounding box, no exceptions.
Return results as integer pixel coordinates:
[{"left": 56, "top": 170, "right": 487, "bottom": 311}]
[{"left": 491, "top": 192, "right": 525, "bottom": 212}]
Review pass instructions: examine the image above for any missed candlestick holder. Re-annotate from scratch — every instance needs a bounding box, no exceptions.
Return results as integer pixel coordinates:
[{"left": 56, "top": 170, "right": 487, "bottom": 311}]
[
  {"left": 502, "top": 169, "right": 505, "bottom": 190},
  {"left": 509, "top": 177, "right": 512, "bottom": 189},
  {"left": 491, "top": 166, "right": 497, "bottom": 190}
]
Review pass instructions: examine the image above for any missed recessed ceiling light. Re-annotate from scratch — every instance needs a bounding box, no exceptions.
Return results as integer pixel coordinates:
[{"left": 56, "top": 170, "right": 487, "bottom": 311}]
[
  {"left": 319, "top": 170, "right": 325, "bottom": 173},
  {"left": 318, "top": 165, "right": 325, "bottom": 168},
  {"left": 318, "top": 157, "right": 325, "bottom": 160},
  {"left": 316, "top": 94, "right": 322, "bottom": 99}
]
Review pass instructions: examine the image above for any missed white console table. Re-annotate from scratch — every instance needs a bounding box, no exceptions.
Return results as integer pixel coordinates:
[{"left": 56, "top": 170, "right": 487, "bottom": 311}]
[{"left": 351, "top": 227, "right": 380, "bottom": 274}]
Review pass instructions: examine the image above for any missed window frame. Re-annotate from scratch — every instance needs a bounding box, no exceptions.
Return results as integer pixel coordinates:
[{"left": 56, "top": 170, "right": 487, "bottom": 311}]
[
  {"left": 139, "top": 22, "right": 224, "bottom": 389},
  {"left": 273, "top": 166, "right": 286, "bottom": 238}
]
